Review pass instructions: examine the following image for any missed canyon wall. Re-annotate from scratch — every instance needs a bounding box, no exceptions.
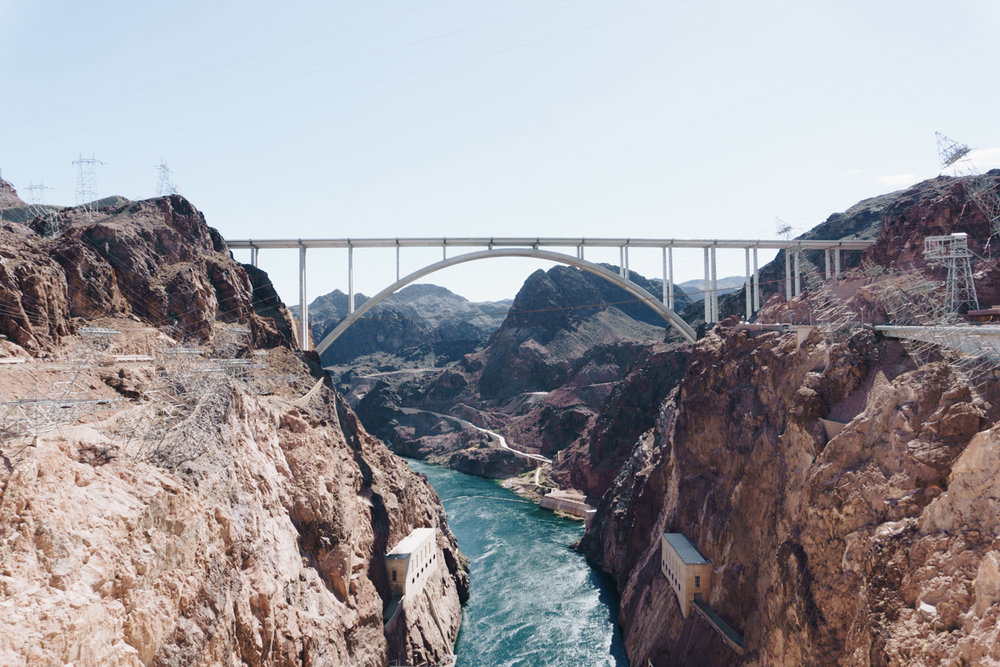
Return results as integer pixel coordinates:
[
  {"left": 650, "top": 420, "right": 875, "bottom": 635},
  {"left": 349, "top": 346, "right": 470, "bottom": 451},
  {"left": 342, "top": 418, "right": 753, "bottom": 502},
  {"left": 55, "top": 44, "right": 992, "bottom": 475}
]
[
  {"left": 0, "top": 185, "right": 467, "bottom": 665},
  {"left": 583, "top": 172, "right": 1000, "bottom": 665}
]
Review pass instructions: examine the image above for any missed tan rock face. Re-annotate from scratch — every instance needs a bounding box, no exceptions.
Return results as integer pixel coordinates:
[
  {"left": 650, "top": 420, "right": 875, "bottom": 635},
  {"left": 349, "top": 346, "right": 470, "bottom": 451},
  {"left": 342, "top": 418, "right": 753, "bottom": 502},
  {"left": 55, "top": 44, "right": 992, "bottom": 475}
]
[
  {"left": 583, "top": 320, "right": 1000, "bottom": 666},
  {"left": 0, "top": 369, "right": 466, "bottom": 666}
]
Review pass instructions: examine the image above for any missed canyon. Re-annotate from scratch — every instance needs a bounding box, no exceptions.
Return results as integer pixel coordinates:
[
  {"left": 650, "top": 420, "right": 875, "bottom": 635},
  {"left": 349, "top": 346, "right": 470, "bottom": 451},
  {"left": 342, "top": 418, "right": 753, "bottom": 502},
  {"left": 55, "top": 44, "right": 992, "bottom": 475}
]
[{"left": 3, "top": 169, "right": 1000, "bottom": 666}]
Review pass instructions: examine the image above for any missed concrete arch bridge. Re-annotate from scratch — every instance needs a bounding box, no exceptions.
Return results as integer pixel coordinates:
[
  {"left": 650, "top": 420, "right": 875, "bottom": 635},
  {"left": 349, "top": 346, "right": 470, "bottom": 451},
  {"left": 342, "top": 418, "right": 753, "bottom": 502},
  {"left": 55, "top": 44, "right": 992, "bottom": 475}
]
[{"left": 224, "top": 237, "right": 874, "bottom": 351}]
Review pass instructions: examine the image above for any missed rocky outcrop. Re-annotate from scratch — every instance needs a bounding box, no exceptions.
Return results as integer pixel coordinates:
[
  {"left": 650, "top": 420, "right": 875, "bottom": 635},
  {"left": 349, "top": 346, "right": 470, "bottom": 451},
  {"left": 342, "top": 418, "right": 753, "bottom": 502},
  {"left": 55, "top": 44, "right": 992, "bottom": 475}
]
[
  {"left": 0, "top": 193, "right": 295, "bottom": 352},
  {"left": 0, "top": 183, "right": 468, "bottom": 665},
  {"left": 0, "top": 357, "right": 467, "bottom": 666},
  {"left": 0, "top": 178, "right": 25, "bottom": 208},
  {"left": 301, "top": 284, "right": 511, "bottom": 372},
  {"left": 582, "top": 314, "right": 1000, "bottom": 666}
]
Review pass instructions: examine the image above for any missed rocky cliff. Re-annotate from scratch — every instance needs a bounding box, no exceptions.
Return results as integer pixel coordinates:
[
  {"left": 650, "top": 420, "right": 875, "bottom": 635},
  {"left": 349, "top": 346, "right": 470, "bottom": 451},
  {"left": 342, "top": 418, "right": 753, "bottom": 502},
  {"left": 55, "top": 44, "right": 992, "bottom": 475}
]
[
  {"left": 298, "top": 284, "right": 511, "bottom": 374},
  {"left": 352, "top": 264, "right": 693, "bottom": 494},
  {"left": 582, "top": 172, "right": 1000, "bottom": 665},
  {"left": 0, "top": 191, "right": 296, "bottom": 353},
  {"left": 0, "top": 188, "right": 468, "bottom": 666}
]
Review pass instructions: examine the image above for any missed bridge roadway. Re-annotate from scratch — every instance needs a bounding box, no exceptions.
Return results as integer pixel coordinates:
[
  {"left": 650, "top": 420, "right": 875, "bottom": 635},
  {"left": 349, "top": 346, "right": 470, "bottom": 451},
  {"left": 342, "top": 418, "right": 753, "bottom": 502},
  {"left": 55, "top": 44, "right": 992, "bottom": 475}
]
[
  {"left": 224, "top": 236, "right": 875, "bottom": 350},
  {"left": 874, "top": 325, "right": 1000, "bottom": 355}
]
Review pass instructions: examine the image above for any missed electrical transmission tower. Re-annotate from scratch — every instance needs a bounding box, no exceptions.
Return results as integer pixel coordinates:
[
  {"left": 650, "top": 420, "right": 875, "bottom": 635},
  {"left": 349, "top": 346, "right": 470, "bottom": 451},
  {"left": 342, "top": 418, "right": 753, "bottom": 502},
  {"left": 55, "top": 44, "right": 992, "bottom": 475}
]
[
  {"left": 72, "top": 153, "right": 105, "bottom": 221},
  {"left": 155, "top": 159, "right": 176, "bottom": 196},
  {"left": 936, "top": 131, "right": 972, "bottom": 168},
  {"left": 935, "top": 132, "right": 1000, "bottom": 240},
  {"left": 775, "top": 217, "right": 792, "bottom": 240},
  {"left": 25, "top": 180, "right": 59, "bottom": 236},
  {"left": 924, "top": 233, "right": 979, "bottom": 313}
]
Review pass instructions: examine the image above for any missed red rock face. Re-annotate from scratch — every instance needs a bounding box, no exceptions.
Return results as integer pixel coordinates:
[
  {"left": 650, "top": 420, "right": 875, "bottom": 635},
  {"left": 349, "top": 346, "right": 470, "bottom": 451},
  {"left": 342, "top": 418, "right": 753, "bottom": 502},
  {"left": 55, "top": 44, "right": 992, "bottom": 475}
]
[
  {"left": 0, "top": 194, "right": 294, "bottom": 350},
  {"left": 583, "top": 318, "right": 1000, "bottom": 666}
]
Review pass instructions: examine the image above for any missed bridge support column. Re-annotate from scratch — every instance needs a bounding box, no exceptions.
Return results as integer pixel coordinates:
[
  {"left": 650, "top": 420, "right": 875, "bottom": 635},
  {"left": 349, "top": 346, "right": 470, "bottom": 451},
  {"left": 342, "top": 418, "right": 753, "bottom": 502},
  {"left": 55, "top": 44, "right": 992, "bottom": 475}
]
[
  {"left": 624, "top": 245, "right": 630, "bottom": 280},
  {"left": 752, "top": 247, "right": 760, "bottom": 312},
  {"left": 348, "top": 245, "right": 355, "bottom": 315},
  {"left": 710, "top": 245, "right": 718, "bottom": 323},
  {"left": 824, "top": 249, "right": 831, "bottom": 280},
  {"left": 834, "top": 247, "right": 841, "bottom": 277},
  {"left": 745, "top": 247, "right": 751, "bottom": 321},
  {"left": 619, "top": 247, "right": 626, "bottom": 278},
  {"left": 577, "top": 245, "right": 583, "bottom": 260},
  {"left": 704, "top": 248, "right": 711, "bottom": 323},
  {"left": 395, "top": 243, "right": 400, "bottom": 282},
  {"left": 663, "top": 247, "right": 674, "bottom": 310},
  {"left": 794, "top": 248, "right": 801, "bottom": 296},
  {"left": 299, "top": 244, "right": 309, "bottom": 351},
  {"left": 250, "top": 246, "right": 258, "bottom": 268},
  {"left": 668, "top": 247, "right": 674, "bottom": 310},
  {"left": 784, "top": 250, "right": 792, "bottom": 300}
]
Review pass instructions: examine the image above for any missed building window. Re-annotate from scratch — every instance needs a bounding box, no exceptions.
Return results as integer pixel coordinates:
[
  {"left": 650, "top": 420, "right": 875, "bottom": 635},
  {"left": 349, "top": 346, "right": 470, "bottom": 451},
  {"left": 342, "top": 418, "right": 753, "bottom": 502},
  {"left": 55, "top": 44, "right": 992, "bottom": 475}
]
[
  {"left": 392, "top": 570, "right": 397, "bottom": 582},
  {"left": 695, "top": 576, "right": 700, "bottom": 588}
]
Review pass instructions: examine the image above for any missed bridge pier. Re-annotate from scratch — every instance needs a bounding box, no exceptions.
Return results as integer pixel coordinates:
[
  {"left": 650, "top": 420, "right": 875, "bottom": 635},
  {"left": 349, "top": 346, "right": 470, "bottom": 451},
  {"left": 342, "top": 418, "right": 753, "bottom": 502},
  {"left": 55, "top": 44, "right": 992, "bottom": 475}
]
[
  {"left": 834, "top": 247, "right": 841, "bottom": 277},
  {"left": 710, "top": 245, "right": 718, "bottom": 323},
  {"left": 348, "top": 245, "right": 355, "bottom": 315},
  {"left": 662, "top": 246, "right": 674, "bottom": 310},
  {"left": 250, "top": 246, "right": 258, "bottom": 268},
  {"left": 704, "top": 248, "right": 711, "bottom": 323},
  {"left": 744, "top": 248, "right": 751, "bottom": 321},
  {"left": 752, "top": 246, "right": 760, "bottom": 312},
  {"left": 298, "top": 244, "right": 309, "bottom": 350},
  {"left": 793, "top": 247, "right": 801, "bottom": 296},
  {"left": 784, "top": 251, "right": 792, "bottom": 300}
]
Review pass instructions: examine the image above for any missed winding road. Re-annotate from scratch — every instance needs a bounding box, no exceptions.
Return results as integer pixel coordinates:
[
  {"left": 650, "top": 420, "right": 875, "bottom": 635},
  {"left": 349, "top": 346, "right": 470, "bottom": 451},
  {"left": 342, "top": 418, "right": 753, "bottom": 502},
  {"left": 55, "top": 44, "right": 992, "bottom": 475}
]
[{"left": 399, "top": 407, "right": 551, "bottom": 464}]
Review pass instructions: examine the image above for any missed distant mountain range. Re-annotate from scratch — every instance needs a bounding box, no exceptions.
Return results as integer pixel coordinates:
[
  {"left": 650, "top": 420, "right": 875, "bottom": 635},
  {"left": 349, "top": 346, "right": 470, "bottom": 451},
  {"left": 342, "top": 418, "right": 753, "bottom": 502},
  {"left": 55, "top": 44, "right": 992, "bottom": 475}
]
[
  {"left": 292, "top": 284, "right": 512, "bottom": 371},
  {"left": 676, "top": 276, "right": 746, "bottom": 302}
]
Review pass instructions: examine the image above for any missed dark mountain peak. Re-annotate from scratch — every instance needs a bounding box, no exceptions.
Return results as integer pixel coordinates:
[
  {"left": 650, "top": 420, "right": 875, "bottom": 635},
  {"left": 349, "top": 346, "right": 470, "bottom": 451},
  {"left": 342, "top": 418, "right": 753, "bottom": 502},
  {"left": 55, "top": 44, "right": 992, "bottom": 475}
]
[{"left": 390, "top": 283, "right": 466, "bottom": 304}]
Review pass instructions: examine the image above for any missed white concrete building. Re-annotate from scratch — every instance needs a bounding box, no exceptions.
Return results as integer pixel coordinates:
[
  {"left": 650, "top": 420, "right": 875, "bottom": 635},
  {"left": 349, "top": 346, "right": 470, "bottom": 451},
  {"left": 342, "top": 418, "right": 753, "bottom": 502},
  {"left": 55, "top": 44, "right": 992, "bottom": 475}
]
[
  {"left": 661, "top": 533, "right": 713, "bottom": 618},
  {"left": 385, "top": 527, "right": 438, "bottom": 598}
]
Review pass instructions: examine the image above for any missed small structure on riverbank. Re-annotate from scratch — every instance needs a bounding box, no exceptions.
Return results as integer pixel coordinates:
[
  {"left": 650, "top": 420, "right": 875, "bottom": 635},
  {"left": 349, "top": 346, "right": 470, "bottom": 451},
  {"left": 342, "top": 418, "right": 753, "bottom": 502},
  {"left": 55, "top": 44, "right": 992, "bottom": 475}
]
[
  {"left": 661, "top": 532, "right": 745, "bottom": 655},
  {"left": 540, "top": 489, "right": 595, "bottom": 524},
  {"left": 661, "top": 533, "right": 712, "bottom": 618},
  {"left": 385, "top": 527, "right": 438, "bottom": 598}
]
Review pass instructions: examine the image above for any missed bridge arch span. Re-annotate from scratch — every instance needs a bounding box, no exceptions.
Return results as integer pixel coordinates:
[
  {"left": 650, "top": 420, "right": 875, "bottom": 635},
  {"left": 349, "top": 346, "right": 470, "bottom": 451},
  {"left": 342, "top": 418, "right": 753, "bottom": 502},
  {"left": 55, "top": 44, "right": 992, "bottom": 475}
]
[{"left": 313, "top": 248, "right": 697, "bottom": 356}]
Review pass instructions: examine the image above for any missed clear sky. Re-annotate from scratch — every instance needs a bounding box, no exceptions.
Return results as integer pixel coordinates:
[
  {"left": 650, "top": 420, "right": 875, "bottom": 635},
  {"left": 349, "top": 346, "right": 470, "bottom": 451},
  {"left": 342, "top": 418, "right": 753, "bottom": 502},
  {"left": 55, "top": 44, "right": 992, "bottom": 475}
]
[{"left": 2, "top": 0, "right": 999, "bottom": 306}]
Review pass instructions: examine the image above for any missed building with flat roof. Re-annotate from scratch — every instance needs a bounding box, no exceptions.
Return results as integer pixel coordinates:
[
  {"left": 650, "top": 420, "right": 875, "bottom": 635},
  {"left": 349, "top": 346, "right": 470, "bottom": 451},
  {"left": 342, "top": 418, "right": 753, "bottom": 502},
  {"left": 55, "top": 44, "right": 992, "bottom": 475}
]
[
  {"left": 385, "top": 527, "right": 438, "bottom": 598},
  {"left": 661, "top": 533, "right": 713, "bottom": 618}
]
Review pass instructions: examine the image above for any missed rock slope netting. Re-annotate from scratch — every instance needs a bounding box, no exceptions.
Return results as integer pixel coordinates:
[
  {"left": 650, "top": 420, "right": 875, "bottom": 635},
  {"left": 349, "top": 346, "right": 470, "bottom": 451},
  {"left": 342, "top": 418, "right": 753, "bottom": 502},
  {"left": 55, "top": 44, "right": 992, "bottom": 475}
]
[
  {"left": 351, "top": 264, "right": 693, "bottom": 494},
  {"left": 0, "top": 184, "right": 468, "bottom": 666}
]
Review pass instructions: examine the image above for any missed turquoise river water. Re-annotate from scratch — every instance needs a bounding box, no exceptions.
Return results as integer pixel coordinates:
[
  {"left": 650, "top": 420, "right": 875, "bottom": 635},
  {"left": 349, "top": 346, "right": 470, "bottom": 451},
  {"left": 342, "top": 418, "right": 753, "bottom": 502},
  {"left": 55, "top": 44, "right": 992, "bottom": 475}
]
[{"left": 404, "top": 458, "right": 628, "bottom": 667}]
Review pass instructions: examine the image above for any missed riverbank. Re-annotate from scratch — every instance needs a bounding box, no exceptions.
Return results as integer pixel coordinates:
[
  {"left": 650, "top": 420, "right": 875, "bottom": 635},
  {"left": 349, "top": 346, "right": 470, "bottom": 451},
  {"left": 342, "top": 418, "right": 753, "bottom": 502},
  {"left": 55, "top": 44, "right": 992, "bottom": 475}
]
[{"left": 403, "top": 457, "right": 628, "bottom": 666}]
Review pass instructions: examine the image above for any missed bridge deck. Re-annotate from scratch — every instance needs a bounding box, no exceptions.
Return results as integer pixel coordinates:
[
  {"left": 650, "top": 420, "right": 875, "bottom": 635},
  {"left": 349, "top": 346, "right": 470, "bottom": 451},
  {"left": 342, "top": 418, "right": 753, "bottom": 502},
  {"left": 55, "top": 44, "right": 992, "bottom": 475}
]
[{"left": 226, "top": 236, "right": 874, "bottom": 251}]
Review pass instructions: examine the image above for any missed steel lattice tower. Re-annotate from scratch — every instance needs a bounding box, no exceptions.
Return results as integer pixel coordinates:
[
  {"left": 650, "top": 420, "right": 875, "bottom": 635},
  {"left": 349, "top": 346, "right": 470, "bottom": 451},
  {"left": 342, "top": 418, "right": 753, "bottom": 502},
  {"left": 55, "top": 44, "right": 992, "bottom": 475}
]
[
  {"left": 25, "top": 180, "right": 58, "bottom": 236},
  {"left": 155, "top": 160, "right": 176, "bottom": 196},
  {"left": 924, "top": 233, "right": 979, "bottom": 313},
  {"left": 72, "top": 153, "right": 104, "bottom": 221},
  {"left": 935, "top": 132, "right": 1000, "bottom": 239}
]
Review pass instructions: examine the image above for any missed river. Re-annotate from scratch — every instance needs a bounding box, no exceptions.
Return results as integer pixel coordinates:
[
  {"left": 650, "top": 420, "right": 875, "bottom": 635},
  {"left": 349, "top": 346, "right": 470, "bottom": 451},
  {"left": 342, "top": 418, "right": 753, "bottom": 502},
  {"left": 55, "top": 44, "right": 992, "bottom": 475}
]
[{"left": 404, "top": 458, "right": 628, "bottom": 667}]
